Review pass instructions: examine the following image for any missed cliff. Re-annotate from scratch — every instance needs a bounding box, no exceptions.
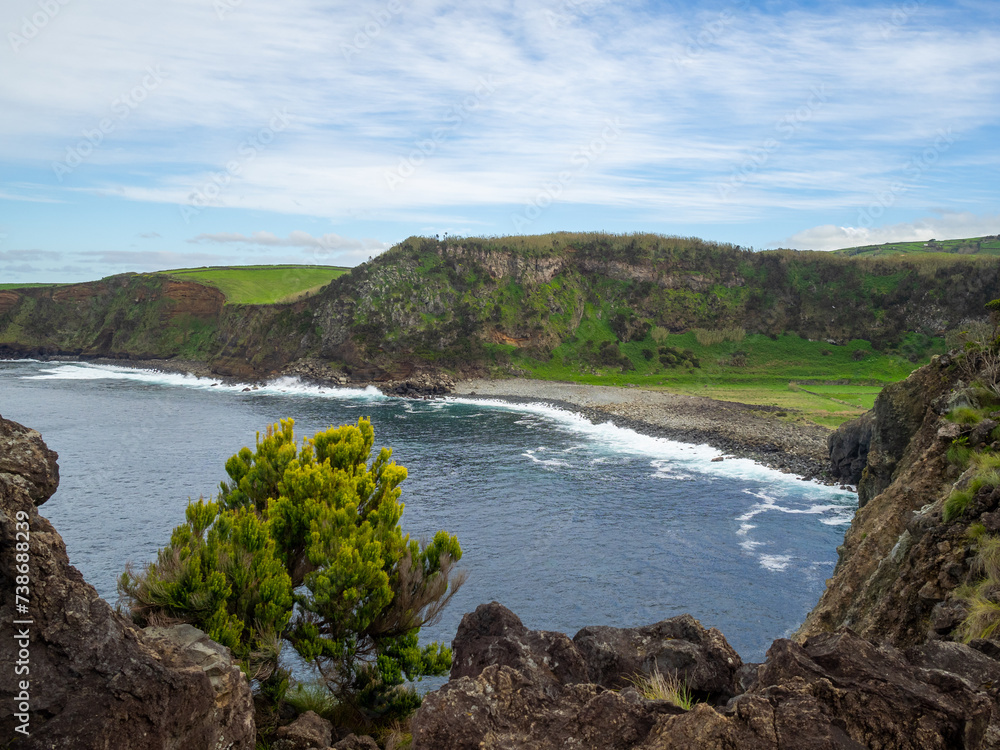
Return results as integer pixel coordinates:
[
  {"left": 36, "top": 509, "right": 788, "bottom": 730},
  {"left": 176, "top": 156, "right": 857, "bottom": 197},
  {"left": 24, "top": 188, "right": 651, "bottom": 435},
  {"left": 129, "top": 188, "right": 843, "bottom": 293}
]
[
  {"left": 0, "top": 415, "right": 255, "bottom": 749},
  {"left": 2, "top": 234, "right": 999, "bottom": 382}
]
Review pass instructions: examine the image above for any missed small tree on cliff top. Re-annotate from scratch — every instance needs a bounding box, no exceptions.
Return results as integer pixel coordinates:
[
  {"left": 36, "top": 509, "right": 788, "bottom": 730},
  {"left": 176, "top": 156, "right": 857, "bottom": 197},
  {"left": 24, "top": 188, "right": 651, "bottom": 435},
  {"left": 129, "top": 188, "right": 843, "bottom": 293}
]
[{"left": 119, "top": 417, "right": 465, "bottom": 723}]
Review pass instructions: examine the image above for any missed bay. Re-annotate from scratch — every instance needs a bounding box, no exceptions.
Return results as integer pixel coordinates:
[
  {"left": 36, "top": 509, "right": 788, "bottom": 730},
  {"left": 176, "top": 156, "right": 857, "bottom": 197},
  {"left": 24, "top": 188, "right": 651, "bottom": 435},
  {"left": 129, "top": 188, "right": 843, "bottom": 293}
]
[{"left": 0, "top": 359, "right": 856, "bottom": 663}]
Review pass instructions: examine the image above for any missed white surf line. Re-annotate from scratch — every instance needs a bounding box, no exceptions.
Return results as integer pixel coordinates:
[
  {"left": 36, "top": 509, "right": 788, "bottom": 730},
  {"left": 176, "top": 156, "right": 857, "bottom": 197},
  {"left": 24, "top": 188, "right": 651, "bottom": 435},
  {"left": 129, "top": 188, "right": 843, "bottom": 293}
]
[
  {"left": 20, "top": 363, "right": 388, "bottom": 401},
  {"left": 444, "top": 396, "right": 856, "bottom": 498},
  {"left": 19, "top": 363, "right": 856, "bottom": 503}
]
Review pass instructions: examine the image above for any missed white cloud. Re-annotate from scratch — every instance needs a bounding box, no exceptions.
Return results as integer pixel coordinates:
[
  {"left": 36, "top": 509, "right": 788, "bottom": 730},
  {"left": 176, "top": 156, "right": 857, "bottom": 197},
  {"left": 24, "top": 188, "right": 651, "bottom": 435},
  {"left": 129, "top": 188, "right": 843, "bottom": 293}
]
[
  {"left": 783, "top": 211, "right": 1000, "bottom": 252},
  {"left": 1, "top": 0, "right": 997, "bottom": 224},
  {"left": 188, "top": 230, "right": 391, "bottom": 265}
]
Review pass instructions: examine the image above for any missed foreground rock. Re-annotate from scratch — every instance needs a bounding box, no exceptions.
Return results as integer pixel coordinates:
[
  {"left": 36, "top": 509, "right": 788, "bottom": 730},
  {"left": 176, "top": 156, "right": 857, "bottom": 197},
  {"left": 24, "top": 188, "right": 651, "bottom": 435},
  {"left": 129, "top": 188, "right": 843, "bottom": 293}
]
[
  {"left": 0, "top": 415, "right": 255, "bottom": 749},
  {"left": 413, "top": 602, "right": 998, "bottom": 749}
]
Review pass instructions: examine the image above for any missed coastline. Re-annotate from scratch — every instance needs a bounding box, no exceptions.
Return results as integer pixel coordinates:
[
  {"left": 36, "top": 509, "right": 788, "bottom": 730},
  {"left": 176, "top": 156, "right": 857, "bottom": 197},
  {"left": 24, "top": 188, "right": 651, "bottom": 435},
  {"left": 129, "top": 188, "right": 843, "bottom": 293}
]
[
  {"left": 6, "top": 357, "right": 840, "bottom": 485},
  {"left": 452, "top": 377, "right": 837, "bottom": 484}
]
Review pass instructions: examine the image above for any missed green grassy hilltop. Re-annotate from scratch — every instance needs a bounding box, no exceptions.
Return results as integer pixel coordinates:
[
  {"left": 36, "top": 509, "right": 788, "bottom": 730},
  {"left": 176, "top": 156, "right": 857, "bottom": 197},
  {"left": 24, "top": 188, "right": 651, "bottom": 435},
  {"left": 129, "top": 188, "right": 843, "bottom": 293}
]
[
  {"left": 2, "top": 233, "right": 997, "bottom": 427},
  {"left": 161, "top": 264, "right": 349, "bottom": 304}
]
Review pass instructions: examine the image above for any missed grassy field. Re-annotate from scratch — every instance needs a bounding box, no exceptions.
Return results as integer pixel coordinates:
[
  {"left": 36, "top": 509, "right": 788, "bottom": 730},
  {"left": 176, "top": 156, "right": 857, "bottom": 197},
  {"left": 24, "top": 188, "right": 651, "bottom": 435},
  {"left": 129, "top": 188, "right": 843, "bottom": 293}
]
[
  {"left": 0, "top": 282, "right": 66, "bottom": 290},
  {"left": 513, "top": 327, "right": 931, "bottom": 428},
  {"left": 833, "top": 234, "right": 1000, "bottom": 258},
  {"left": 162, "top": 265, "right": 350, "bottom": 304}
]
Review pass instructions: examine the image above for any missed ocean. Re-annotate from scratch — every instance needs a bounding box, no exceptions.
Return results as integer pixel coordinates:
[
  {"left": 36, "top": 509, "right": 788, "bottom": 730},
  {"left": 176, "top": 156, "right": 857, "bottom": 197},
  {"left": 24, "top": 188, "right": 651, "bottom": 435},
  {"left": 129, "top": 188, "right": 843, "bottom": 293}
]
[{"left": 0, "top": 359, "right": 855, "bottom": 663}]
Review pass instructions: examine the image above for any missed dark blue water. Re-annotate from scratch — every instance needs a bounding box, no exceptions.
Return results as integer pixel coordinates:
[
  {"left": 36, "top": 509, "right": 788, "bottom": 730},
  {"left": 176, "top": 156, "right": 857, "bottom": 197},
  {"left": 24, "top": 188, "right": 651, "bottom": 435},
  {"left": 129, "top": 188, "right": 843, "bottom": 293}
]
[{"left": 0, "top": 360, "right": 856, "bottom": 663}]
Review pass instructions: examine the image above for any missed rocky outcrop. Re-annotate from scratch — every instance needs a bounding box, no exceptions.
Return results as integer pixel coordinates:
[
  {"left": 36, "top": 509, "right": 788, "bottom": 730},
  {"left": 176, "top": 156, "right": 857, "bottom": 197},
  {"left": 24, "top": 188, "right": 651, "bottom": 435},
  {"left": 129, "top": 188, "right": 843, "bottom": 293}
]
[
  {"left": 828, "top": 410, "right": 873, "bottom": 485},
  {"left": 413, "top": 603, "right": 999, "bottom": 750},
  {"left": 639, "top": 630, "right": 993, "bottom": 750},
  {"left": 573, "top": 615, "right": 743, "bottom": 700},
  {"left": 798, "top": 354, "right": 983, "bottom": 647},
  {"left": 0, "top": 415, "right": 255, "bottom": 749},
  {"left": 858, "top": 355, "right": 954, "bottom": 507}
]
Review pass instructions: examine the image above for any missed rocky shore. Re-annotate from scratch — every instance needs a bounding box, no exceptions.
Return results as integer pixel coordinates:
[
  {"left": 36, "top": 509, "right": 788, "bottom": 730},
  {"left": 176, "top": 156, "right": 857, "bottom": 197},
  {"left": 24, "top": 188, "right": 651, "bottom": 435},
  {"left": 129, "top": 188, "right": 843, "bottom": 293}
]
[
  {"left": 13, "top": 356, "right": 837, "bottom": 483},
  {"left": 453, "top": 378, "right": 835, "bottom": 483},
  {"left": 7, "top": 354, "right": 1000, "bottom": 747}
]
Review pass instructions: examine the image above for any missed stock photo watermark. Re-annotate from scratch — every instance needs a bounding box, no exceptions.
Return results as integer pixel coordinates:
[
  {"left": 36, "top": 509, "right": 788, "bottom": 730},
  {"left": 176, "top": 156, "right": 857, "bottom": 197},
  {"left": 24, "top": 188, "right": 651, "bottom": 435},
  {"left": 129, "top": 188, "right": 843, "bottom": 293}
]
[
  {"left": 341, "top": 0, "right": 405, "bottom": 61},
  {"left": 673, "top": 0, "right": 749, "bottom": 68},
  {"left": 384, "top": 75, "right": 498, "bottom": 191},
  {"left": 855, "top": 128, "right": 954, "bottom": 229},
  {"left": 178, "top": 109, "right": 291, "bottom": 223},
  {"left": 51, "top": 66, "right": 168, "bottom": 183},
  {"left": 544, "top": 0, "right": 590, "bottom": 29},
  {"left": 11, "top": 509, "right": 33, "bottom": 738},
  {"left": 213, "top": 0, "right": 243, "bottom": 20},
  {"left": 7, "top": 0, "right": 72, "bottom": 53},
  {"left": 717, "top": 83, "right": 828, "bottom": 200},
  {"left": 880, "top": 0, "right": 925, "bottom": 39},
  {"left": 510, "top": 117, "right": 623, "bottom": 232}
]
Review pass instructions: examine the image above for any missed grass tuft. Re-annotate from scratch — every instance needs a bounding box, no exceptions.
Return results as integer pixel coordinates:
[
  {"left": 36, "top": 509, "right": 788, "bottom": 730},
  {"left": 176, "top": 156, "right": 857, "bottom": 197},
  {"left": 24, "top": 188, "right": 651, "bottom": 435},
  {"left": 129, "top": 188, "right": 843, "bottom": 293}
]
[
  {"left": 284, "top": 682, "right": 336, "bottom": 718},
  {"left": 948, "top": 407, "right": 984, "bottom": 426},
  {"left": 968, "top": 522, "right": 989, "bottom": 542},
  {"left": 958, "top": 590, "right": 1000, "bottom": 642},
  {"left": 629, "top": 668, "right": 694, "bottom": 710},
  {"left": 972, "top": 453, "right": 1000, "bottom": 472},
  {"left": 947, "top": 440, "right": 974, "bottom": 468},
  {"left": 943, "top": 488, "right": 975, "bottom": 523}
]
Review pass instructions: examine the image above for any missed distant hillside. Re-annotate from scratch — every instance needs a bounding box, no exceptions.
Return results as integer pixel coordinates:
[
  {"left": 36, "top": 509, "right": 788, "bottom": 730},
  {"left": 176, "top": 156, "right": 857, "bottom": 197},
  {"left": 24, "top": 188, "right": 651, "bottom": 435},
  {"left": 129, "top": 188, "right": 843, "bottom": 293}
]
[
  {"left": 2, "top": 234, "right": 1000, "bottom": 419},
  {"left": 832, "top": 234, "right": 1000, "bottom": 258}
]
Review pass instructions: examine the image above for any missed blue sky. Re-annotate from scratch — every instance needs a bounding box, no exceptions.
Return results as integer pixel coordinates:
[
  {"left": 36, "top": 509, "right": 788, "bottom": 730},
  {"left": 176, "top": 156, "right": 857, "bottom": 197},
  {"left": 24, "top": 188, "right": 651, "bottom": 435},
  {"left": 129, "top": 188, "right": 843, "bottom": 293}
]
[{"left": 2, "top": 0, "right": 999, "bottom": 282}]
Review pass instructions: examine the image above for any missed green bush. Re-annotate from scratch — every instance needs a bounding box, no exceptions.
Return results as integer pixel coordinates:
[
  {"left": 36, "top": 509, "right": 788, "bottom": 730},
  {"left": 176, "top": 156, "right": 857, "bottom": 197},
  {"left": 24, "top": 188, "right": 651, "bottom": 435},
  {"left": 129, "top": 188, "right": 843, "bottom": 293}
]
[{"left": 121, "top": 418, "right": 465, "bottom": 726}]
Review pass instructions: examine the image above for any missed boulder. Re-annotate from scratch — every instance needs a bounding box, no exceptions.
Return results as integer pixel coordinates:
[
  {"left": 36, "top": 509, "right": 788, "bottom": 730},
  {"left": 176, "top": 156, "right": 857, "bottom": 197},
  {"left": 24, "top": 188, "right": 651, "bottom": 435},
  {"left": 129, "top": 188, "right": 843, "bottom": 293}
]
[
  {"left": 331, "top": 734, "right": 380, "bottom": 749},
  {"left": 450, "top": 601, "right": 588, "bottom": 685},
  {"left": 413, "top": 665, "right": 682, "bottom": 750},
  {"left": 273, "top": 710, "right": 333, "bottom": 750},
  {"left": 573, "top": 614, "right": 743, "bottom": 700},
  {"left": 0, "top": 415, "right": 255, "bottom": 749}
]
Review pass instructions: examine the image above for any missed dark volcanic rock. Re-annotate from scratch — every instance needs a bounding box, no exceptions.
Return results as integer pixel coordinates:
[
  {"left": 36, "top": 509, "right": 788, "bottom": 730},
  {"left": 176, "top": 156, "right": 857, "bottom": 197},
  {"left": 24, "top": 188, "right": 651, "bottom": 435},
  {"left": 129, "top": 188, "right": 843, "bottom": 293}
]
[
  {"left": 414, "top": 603, "right": 1000, "bottom": 750},
  {"left": 273, "top": 709, "right": 332, "bottom": 750},
  {"left": 573, "top": 614, "right": 743, "bottom": 700},
  {"left": 0, "top": 415, "right": 255, "bottom": 749},
  {"left": 331, "top": 734, "right": 380, "bottom": 749},
  {"left": 828, "top": 410, "right": 873, "bottom": 485},
  {"left": 450, "top": 601, "right": 588, "bottom": 685},
  {"left": 413, "top": 665, "right": 683, "bottom": 750},
  {"left": 642, "top": 632, "right": 992, "bottom": 749}
]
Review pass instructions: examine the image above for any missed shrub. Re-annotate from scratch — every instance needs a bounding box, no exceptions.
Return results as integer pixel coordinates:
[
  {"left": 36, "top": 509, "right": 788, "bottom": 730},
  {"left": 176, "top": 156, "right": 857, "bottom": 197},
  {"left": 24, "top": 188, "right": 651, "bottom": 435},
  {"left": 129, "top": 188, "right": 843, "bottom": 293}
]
[
  {"left": 650, "top": 326, "right": 669, "bottom": 344},
  {"left": 120, "top": 418, "right": 465, "bottom": 726}
]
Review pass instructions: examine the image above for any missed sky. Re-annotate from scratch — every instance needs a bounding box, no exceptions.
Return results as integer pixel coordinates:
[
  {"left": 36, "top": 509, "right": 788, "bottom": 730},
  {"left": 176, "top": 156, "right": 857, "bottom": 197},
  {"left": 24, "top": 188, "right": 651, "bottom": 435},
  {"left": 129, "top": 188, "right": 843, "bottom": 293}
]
[{"left": 2, "top": 0, "right": 999, "bottom": 282}]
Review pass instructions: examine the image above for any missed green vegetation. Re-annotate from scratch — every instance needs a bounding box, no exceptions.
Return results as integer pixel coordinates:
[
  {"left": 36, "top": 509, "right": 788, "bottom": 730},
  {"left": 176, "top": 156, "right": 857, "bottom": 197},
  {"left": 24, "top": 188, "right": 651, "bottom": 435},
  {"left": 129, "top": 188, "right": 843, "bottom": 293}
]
[
  {"left": 4, "top": 233, "right": 999, "bottom": 422},
  {"left": 833, "top": 234, "right": 1000, "bottom": 258},
  {"left": 628, "top": 668, "right": 694, "bottom": 710},
  {"left": 0, "top": 282, "right": 66, "bottom": 290},
  {"left": 163, "top": 264, "right": 349, "bottom": 304},
  {"left": 957, "top": 533, "right": 1000, "bottom": 641},
  {"left": 119, "top": 418, "right": 464, "bottom": 732}
]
